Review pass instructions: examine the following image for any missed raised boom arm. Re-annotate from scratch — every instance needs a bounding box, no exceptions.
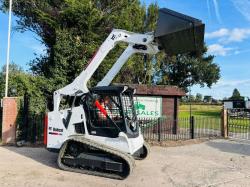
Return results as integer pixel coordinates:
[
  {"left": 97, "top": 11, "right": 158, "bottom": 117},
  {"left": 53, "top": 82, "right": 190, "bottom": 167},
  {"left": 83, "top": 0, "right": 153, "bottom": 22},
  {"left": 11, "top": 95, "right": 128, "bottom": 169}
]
[{"left": 53, "top": 29, "right": 159, "bottom": 111}]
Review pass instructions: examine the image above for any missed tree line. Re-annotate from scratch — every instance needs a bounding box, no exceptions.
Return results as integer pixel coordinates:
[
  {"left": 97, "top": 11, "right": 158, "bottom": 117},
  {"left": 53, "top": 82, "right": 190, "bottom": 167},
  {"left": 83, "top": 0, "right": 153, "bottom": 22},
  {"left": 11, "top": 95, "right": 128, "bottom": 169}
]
[{"left": 181, "top": 88, "right": 246, "bottom": 104}]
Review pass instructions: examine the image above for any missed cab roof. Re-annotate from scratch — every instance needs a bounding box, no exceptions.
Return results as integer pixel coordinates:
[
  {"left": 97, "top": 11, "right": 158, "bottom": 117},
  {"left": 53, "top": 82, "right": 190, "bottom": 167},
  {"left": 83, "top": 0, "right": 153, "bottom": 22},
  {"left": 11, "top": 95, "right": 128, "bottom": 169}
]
[{"left": 90, "top": 85, "right": 135, "bottom": 94}]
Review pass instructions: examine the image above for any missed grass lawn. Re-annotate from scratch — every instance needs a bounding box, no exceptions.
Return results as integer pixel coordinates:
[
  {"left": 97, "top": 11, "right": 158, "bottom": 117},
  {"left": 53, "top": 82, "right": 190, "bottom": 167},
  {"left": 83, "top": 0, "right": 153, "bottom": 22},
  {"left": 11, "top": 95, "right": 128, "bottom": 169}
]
[
  {"left": 177, "top": 104, "right": 222, "bottom": 130},
  {"left": 179, "top": 104, "right": 222, "bottom": 118},
  {"left": 228, "top": 118, "right": 250, "bottom": 128}
]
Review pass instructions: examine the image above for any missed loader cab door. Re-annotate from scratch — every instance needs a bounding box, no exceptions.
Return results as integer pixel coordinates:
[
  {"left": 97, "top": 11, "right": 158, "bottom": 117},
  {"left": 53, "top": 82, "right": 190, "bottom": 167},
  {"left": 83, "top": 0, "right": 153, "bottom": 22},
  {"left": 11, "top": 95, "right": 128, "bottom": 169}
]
[
  {"left": 84, "top": 86, "right": 139, "bottom": 138},
  {"left": 84, "top": 93, "right": 125, "bottom": 138},
  {"left": 120, "top": 91, "right": 139, "bottom": 136}
]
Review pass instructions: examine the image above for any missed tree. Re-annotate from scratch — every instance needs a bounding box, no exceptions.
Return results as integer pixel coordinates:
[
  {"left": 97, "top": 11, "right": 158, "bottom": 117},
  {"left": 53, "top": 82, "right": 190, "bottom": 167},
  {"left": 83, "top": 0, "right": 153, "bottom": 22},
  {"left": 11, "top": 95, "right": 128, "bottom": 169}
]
[
  {"left": 188, "top": 95, "right": 195, "bottom": 102},
  {"left": 1, "top": 0, "right": 149, "bottom": 87},
  {"left": 195, "top": 93, "right": 203, "bottom": 102},
  {"left": 230, "top": 88, "right": 244, "bottom": 100},
  {"left": 113, "top": 3, "right": 159, "bottom": 85},
  {"left": 204, "top": 95, "right": 212, "bottom": 103},
  {"left": 0, "top": 63, "right": 24, "bottom": 97},
  {"left": 155, "top": 48, "right": 220, "bottom": 92},
  {"left": 0, "top": 63, "right": 48, "bottom": 113}
]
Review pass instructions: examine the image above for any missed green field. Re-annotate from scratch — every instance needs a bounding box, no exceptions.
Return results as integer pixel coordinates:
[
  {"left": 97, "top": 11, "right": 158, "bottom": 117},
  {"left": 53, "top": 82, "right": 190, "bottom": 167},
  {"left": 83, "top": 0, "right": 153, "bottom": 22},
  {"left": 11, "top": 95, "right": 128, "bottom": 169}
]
[
  {"left": 179, "top": 104, "right": 222, "bottom": 118},
  {"left": 178, "top": 104, "right": 250, "bottom": 132},
  {"left": 178, "top": 104, "right": 222, "bottom": 130}
]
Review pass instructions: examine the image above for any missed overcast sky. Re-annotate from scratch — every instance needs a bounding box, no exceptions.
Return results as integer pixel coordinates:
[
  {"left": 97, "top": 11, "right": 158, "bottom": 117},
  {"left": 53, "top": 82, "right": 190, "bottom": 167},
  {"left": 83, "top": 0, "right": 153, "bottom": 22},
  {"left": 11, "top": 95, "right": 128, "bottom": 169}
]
[{"left": 1, "top": 0, "right": 250, "bottom": 99}]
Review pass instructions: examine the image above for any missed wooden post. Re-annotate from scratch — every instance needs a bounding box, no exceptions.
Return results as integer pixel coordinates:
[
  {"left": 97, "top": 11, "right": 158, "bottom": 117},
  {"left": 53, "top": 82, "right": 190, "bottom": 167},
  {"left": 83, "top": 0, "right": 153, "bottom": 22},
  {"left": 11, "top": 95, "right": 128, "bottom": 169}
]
[{"left": 221, "top": 108, "right": 228, "bottom": 138}]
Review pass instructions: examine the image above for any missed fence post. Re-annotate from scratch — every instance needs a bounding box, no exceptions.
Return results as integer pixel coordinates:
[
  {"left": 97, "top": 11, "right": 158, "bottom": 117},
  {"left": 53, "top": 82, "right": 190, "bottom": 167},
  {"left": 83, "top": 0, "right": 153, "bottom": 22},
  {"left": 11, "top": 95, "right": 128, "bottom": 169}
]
[
  {"left": 31, "top": 116, "right": 36, "bottom": 143},
  {"left": 221, "top": 108, "right": 228, "bottom": 138},
  {"left": 23, "top": 92, "right": 29, "bottom": 141},
  {"left": 158, "top": 117, "right": 161, "bottom": 142},
  {"left": 190, "top": 116, "right": 194, "bottom": 139}
]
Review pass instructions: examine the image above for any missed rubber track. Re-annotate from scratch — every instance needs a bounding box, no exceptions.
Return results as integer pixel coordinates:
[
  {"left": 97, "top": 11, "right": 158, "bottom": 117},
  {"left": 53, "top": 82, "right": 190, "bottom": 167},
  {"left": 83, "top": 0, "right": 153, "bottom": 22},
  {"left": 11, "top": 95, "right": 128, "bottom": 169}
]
[
  {"left": 57, "top": 135, "right": 135, "bottom": 180},
  {"left": 133, "top": 141, "right": 151, "bottom": 160}
]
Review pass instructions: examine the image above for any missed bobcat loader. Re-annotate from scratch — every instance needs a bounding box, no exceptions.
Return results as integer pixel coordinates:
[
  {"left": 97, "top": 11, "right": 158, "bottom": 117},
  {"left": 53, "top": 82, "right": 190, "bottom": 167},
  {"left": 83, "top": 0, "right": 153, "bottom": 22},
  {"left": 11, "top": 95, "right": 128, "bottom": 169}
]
[{"left": 44, "top": 8, "right": 204, "bottom": 179}]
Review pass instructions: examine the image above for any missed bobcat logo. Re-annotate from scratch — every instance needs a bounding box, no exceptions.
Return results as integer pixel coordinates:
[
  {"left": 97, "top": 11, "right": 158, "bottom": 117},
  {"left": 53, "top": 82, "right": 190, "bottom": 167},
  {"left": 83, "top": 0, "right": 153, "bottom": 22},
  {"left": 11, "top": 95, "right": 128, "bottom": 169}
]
[
  {"left": 134, "top": 102, "right": 145, "bottom": 110},
  {"left": 111, "top": 34, "right": 116, "bottom": 40},
  {"left": 111, "top": 33, "right": 121, "bottom": 40}
]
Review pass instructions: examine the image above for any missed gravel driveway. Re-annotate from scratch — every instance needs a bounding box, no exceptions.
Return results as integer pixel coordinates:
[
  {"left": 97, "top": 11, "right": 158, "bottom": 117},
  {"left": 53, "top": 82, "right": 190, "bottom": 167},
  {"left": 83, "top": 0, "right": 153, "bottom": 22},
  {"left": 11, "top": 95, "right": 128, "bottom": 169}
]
[{"left": 0, "top": 139, "right": 250, "bottom": 187}]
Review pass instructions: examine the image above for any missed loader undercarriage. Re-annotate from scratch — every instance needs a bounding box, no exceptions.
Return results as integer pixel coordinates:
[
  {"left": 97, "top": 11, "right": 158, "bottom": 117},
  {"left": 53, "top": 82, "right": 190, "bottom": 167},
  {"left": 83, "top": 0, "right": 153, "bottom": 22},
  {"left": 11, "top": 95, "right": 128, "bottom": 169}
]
[
  {"left": 58, "top": 135, "right": 134, "bottom": 179},
  {"left": 57, "top": 135, "right": 149, "bottom": 179}
]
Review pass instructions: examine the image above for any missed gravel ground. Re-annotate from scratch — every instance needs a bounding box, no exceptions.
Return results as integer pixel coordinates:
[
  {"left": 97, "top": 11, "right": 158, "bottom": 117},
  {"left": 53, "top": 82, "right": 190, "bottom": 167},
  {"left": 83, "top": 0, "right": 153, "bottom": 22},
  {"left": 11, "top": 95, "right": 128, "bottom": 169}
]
[{"left": 0, "top": 139, "right": 250, "bottom": 187}]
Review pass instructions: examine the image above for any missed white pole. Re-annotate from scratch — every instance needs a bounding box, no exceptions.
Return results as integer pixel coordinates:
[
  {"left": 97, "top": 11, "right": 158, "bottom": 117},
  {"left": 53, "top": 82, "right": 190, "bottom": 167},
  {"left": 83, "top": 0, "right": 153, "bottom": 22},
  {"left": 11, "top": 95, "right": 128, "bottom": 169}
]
[{"left": 5, "top": 0, "right": 12, "bottom": 97}]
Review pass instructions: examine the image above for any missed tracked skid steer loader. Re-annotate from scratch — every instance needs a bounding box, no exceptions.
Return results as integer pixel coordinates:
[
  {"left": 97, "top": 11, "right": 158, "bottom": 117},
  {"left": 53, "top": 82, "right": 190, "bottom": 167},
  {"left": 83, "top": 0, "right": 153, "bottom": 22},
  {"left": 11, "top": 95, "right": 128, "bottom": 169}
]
[{"left": 44, "top": 8, "right": 205, "bottom": 179}]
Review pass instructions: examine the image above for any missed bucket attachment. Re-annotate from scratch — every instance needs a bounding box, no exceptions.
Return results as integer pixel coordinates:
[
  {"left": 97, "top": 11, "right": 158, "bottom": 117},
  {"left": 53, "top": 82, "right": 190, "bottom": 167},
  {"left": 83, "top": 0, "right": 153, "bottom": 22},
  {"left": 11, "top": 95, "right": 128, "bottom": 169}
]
[{"left": 154, "top": 8, "right": 205, "bottom": 55}]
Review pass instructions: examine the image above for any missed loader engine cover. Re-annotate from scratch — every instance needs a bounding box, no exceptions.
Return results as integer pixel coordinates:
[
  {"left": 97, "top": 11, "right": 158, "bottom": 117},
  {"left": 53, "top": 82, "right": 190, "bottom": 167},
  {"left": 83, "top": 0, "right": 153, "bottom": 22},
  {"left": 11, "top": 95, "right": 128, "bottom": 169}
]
[{"left": 155, "top": 8, "right": 205, "bottom": 55}]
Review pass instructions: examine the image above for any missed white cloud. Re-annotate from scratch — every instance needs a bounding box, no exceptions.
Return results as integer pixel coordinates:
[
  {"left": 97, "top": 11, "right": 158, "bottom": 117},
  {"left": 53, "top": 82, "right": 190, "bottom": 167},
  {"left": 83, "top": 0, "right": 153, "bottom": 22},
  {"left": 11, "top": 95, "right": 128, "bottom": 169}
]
[
  {"left": 205, "top": 28, "right": 229, "bottom": 39},
  {"left": 231, "top": 0, "right": 250, "bottom": 22},
  {"left": 213, "top": 79, "right": 250, "bottom": 88},
  {"left": 227, "top": 28, "right": 250, "bottom": 43},
  {"left": 192, "top": 79, "right": 250, "bottom": 99},
  {"left": 207, "top": 44, "right": 233, "bottom": 56},
  {"left": 206, "top": 28, "right": 250, "bottom": 43},
  {"left": 234, "top": 49, "right": 250, "bottom": 55}
]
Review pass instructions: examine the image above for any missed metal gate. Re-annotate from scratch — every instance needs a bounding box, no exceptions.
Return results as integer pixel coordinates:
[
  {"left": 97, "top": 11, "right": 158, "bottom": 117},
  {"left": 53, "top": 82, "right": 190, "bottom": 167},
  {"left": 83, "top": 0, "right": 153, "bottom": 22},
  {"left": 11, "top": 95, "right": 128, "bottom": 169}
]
[
  {"left": 140, "top": 116, "right": 221, "bottom": 142},
  {"left": 227, "top": 109, "right": 250, "bottom": 140},
  {"left": 16, "top": 94, "right": 45, "bottom": 144}
]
